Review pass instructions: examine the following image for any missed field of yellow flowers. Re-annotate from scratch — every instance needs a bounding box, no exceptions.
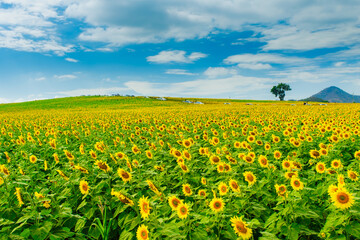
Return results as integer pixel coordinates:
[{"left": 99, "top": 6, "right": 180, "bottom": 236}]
[{"left": 0, "top": 97, "right": 359, "bottom": 240}]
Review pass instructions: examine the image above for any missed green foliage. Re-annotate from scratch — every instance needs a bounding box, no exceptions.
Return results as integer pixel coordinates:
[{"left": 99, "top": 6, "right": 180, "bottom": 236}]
[{"left": 271, "top": 83, "right": 292, "bottom": 101}]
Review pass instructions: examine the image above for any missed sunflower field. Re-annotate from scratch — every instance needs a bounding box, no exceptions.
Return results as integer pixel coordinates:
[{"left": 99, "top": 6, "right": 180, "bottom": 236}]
[{"left": 0, "top": 97, "right": 360, "bottom": 240}]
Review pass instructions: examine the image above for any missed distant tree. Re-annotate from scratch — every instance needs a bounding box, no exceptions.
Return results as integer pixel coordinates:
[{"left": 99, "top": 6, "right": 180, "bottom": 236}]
[{"left": 271, "top": 83, "right": 291, "bottom": 101}]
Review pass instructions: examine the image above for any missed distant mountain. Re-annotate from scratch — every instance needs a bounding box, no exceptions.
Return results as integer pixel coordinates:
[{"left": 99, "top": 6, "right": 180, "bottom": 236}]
[{"left": 302, "top": 86, "right": 360, "bottom": 103}]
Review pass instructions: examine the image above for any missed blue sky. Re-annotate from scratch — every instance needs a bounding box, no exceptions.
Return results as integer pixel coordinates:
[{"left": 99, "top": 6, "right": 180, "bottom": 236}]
[{"left": 1, "top": 0, "right": 360, "bottom": 103}]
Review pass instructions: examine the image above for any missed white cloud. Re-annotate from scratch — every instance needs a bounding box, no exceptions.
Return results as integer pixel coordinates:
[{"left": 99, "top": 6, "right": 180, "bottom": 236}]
[
  {"left": 334, "top": 62, "right": 345, "bottom": 67},
  {"left": 165, "top": 69, "right": 195, "bottom": 75},
  {"left": 35, "top": 77, "right": 46, "bottom": 81},
  {"left": 203, "top": 67, "right": 237, "bottom": 78},
  {"left": 237, "top": 63, "right": 272, "bottom": 70},
  {"left": 147, "top": 50, "right": 207, "bottom": 64},
  {"left": 124, "top": 75, "right": 273, "bottom": 98},
  {"left": 0, "top": 26, "right": 74, "bottom": 55},
  {"left": 270, "top": 65, "right": 360, "bottom": 84},
  {"left": 65, "top": 58, "right": 78, "bottom": 63},
  {"left": 224, "top": 53, "right": 305, "bottom": 65},
  {"left": 261, "top": 25, "right": 360, "bottom": 50},
  {"left": 56, "top": 87, "right": 130, "bottom": 96},
  {"left": 96, "top": 47, "right": 114, "bottom": 52},
  {"left": 54, "top": 74, "right": 77, "bottom": 79}
]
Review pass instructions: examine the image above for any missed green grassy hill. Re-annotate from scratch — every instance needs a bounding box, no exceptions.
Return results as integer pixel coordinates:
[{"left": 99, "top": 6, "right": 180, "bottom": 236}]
[{"left": 0, "top": 95, "right": 307, "bottom": 112}]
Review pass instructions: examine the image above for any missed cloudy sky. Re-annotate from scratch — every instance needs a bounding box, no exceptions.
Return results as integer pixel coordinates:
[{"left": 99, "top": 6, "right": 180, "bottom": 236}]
[{"left": 0, "top": 0, "right": 360, "bottom": 103}]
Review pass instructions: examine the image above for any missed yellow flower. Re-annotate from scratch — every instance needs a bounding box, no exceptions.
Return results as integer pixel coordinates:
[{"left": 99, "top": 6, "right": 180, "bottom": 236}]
[
  {"left": 63, "top": 150, "right": 75, "bottom": 160},
  {"left": 310, "top": 150, "right": 321, "bottom": 159},
  {"left": 230, "top": 216, "right": 253, "bottom": 240},
  {"left": 209, "top": 155, "right": 221, "bottom": 165},
  {"left": 315, "top": 162, "right": 326, "bottom": 173},
  {"left": 168, "top": 196, "right": 183, "bottom": 211},
  {"left": 56, "top": 170, "right": 69, "bottom": 181},
  {"left": 79, "top": 180, "right": 89, "bottom": 195},
  {"left": 201, "top": 177, "right": 207, "bottom": 185},
  {"left": 290, "top": 178, "right": 304, "bottom": 191},
  {"left": 347, "top": 170, "right": 358, "bottom": 181},
  {"left": 218, "top": 182, "right": 228, "bottom": 196},
  {"left": 229, "top": 179, "right": 241, "bottom": 193},
  {"left": 182, "top": 184, "right": 192, "bottom": 196},
  {"left": 29, "top": 155, "right": 37, "bottom": 164},
  {"left": 136, "top": 224, "right": 149, "bottom": 240},
  {"left": 209, "top": 197, "right": 225, "bottom": 213},
  {"left": 15, "top": 188, "right": 24, "bottom": 207},
  {"left": 337, "top": 174, "right": 345, "bottom": 187},
  {"left": 138, "top": 196, "right": 151, "bottom": 219},
  {"left": 331, "top": 159, "right": 342, "bottom": 169},
  {"left": 258, "top": 155, "right": 268, "bottom": 168},
  {"left": 331, "top": 187, "right": 355, "bottom": 210},
  {"left": 111, "top": 189, "right": 134, "bottom": 206},
  {"left": 0, "top": 165, "right": 10, "bottom": 176},
  {"left": 118, "top": 168, "right": 132, "bottom": 182},
  {"left": 177, "top": 203, "right": 190, "bottom": 219},
  {"left": 89, "top": 150, "right": 97, "bottom": 159},
  {"left": 146, "top": 180, "right": 162, "bottom": 196},
  {"left": 243, "top": 171, "right": 256, "bottom": 186},
  {"left": 275, "top": 184, "right": 287, "bottom": 198},
  {"left": 198, "top": 189, "right": 207, "bottom": 197},
  {"left": 273, "top": 150, "right": 282, "bottom": 160},
  {"left": 94, "top": 160, "right": 110, "bottom": 172}
]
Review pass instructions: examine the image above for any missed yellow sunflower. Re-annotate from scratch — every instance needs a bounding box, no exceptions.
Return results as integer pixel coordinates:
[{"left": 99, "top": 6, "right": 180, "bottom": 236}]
[
  {"left": 15, "top": 188, "right": 24, "bottom": 207},
  {"left": 275, "top": 184, "right": 287, "bottom": 198},
  {"left": 337, "top": 174, "right": 345, "bottom": 187},
  {"left": 243, "top": 171, "right": 256, "bottom": 186},
  {"left": 282, "top": 160, "right": 292, "bottom": 171},
  {"left": 285, "top": 171, "right": 298, "bottom": 179},
  {"left": 209, "top": 155, "right": 221, "bottom": 165},
  {"left": 331, "top": 159, "right": 342, "bottom": 169},
  {"left": 136, "top": 224, "right": 149, "bottom": 240},
  {"left": 79, "top": 180, "right": 89, "bottom": 195},
  {"left": 168, "top": 196, "right": 183, "bottom": 211},
  {"left": 331, "top": 187, "right": 355, "bottom": 210},
  {"left": 201, "top": 177, "right": 207, "bottom": 185},
  {"left": 290, "top": 178, "right": 304, "bottom": 191},
  {"left": 315, "top": 162, "right": 326, "bottom": 174},
  {"left": 273, "top": 150, "right": 282, "bottom": 160},
  {"left": 354, "top": 150, "right": 360, "bottom": 159},
  {"left": 182, "top": 150, "right": 191, "bottom": 160},
  {"left": 179, "top": 163, "right": 189, "bottom": 173},
  {"left": 89, "top": 150, "right": 97, "bottom": 159},
  {"left": 258, "top": 155, "right": 268, "bottom": 168},
  {"left": 177, "top": 203, "right": 190, "bottom": 219},
  {"left": 230, "top": 216, "right": 253, "bottom": 240},
  {"left": 218, "top": 182, "right": 228, "bottom": 196},
  {"left": 347, "top": 170, "right": 358, "bottom": 181},
  {"left": 145, "top": 150, "right": 153, "bottom": 159},
  {"left": 198, "top": 189, "right": 207, "bottom": 197},
  {"left": 310, "top": 150, "right": 321, "bottom": 159},
  {"left": 182, "top": 184, "right": 192, "bottom": 196},
  {"left": 29, "top": 155, "right": 37, "bottom": 164},
  {"left": 0, "top": 165, "right": 10, "bottom": 176},
  {"left": 209, "top": 197, "right": 225, "bottom": 213},
  {"left": 117, "top": 168, "right": 132, "bottom": 182},
  {"left": 217, "top": 163, "right": 225, "bottom": 173},
  {"left": 94, "top": 160, "right": 110, "bottom": 172},
  {"left": 229, "top": 179, "right": 241, "bottom": 193},
  {"left": 138, "top": 196, "right": 151, "bottom": 219}
]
